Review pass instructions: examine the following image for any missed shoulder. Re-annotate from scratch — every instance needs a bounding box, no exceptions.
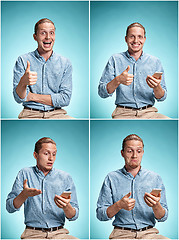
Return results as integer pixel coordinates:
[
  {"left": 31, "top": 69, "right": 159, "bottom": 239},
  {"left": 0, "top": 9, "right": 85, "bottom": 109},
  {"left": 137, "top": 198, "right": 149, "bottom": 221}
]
[
  {"left": 141, "top": 168, "right": 161, "bottom": 179},
  {"left": 105, "top": 169, "right": 123, "bottom": 180},
  {"left": 143, "top": 52, "right": 161, "bottom": 64},
  {"left": 110, "top": 52, "right": 126, "bottom": 60},
  {"left": 53, "top": 168, "right": 72, "bottom": 179},
  {"left": 52, "top": 52, "right": 72, "bottom": 66}
]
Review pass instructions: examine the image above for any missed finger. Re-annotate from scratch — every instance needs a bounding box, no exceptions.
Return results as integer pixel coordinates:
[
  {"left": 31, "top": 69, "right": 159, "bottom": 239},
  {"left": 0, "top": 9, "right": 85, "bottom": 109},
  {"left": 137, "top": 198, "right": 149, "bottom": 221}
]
[
  {"left": 127, "top": 74, "right": 134, "bottom": 78},
  {"left": 147, "top": 79, "right": 159, "bottom": 87},
  {"left": 26, "top": 61, "right": 31, "bottom": 72},
  {"left": 55, "top": 198, "right": 67, "bottom": 207},
  {"left": 144, "top": 197, "right": 153, "bottom": 207},
  {"left": 146, "top": 80, "right": 155, "bottom": 88},
  {"left": 30, "top": 71, "right": 37, "bottom": 76},
  {"left": 125, "top": 65, "right": 130, "bottom": 72},
  {"left": 54, "top": 199, "right": 64, "bottom": 208},
  {"left": 129, "top": 198, "right": 135, "bottom": 204},
  {"left": 125, "top": 192, "right": 131, "bottom": 198},
  {"left": 23, "top": 179, "right": 28, "bottom": 188}
]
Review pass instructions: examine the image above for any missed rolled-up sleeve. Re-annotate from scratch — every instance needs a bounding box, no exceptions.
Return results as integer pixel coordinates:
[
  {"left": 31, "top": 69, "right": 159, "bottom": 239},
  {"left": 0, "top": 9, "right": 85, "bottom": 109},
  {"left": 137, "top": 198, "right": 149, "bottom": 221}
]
[
  {"left": 6, "top": 171, "right": 24, "bottom": 213},
  {"left": 98, "top": 57, "right": 115, "bottom": 98},
  {"left": 155, "top": 176, "right": 168, "bottom": 222},
  {"left": 66, "top": 175, "right": 79, "bottom": 221},
  {"left": 154, "top": 60, "right": 167, "bottom": 102},
  {"left": 13, "top": 57, "right": 30, "bottom": 103},
  {"left": 96, "top": 176, "right": 113, "bottom": 221},
  {"left": 51, "top": 60, "right": 72, "bottom": 108}
]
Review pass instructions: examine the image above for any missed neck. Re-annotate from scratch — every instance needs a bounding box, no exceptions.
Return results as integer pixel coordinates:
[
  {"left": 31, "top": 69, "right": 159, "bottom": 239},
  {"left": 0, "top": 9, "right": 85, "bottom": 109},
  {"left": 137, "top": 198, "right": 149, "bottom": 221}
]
[
  {"left": 125, "top": 165, "right": 141, "bottom": 177},
  {"left": 37, "top": 165, "right": 51, "bottom": 176},
  {"left": 37, "top": 49, "right": 53, "bottom": 61},
  {"left": 128, "top": 49, "right": 143, "bottom": 61}
]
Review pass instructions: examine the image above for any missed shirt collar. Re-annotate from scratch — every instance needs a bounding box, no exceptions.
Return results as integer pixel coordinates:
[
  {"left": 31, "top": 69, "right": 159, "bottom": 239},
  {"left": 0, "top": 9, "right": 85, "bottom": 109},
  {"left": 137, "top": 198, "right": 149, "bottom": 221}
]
[
  {"left": 34, "top": 49, "right": 54, "bottom": 61},
  {"left": 35, "top": 165, "right": 54, "bottom": 177},
  {"left": 125, "top": 50, "right": 144, "bottom": 61},
  {"left": 121, "top": 166, "right": 142, "bottom": 177}
]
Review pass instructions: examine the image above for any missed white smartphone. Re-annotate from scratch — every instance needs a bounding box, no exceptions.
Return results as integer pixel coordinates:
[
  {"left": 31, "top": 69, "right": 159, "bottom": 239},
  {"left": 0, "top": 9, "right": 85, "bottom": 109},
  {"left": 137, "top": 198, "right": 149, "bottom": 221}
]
[
  {"left": 61, "top": 191, "right": 72, "bottom": 199},
  {"left": 150, "top": 189, "right": 162, "bottom": 197},
  {"left": 153, "top": 72, "right": 163, "bottom": 79}
]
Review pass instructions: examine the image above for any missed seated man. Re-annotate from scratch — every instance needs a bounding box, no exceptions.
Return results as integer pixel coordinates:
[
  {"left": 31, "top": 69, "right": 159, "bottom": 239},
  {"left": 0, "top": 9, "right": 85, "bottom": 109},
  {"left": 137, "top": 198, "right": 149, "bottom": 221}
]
[
  {"left": 96, "top": 134, "right": 169, "bottom": 239},
  {"left": 13, "top": 18, "right": 73, "bottom": 119},
  {"left": 6, "top": 137, "right": 79, "bottom": 239},
  {"left": 98, "top": 22, "right": 170, "bottom": 119}
]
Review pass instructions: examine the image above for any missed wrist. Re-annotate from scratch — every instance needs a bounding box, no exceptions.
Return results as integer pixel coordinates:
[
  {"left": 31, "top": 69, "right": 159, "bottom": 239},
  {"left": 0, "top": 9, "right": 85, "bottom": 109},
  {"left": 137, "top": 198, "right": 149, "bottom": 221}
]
[
  {"left": 116, "top": 200, "right": 122, "bottom": 211},
  {"left": 20, "top": 76, "right": 28, "bottom": 88}
]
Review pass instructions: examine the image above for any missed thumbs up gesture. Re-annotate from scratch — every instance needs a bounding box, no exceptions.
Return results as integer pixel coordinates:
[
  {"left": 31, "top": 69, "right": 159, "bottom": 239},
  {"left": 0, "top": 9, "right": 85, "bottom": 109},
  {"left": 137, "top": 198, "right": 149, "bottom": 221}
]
[
  {"left": 20, "top": 61, "right": 37, "bottom": 86},
  {"left": 118, "top": 192, "right": 135, "bottom": 211},
  {"left": 116, "top": 65, "right": 134, "bottom": 86}
]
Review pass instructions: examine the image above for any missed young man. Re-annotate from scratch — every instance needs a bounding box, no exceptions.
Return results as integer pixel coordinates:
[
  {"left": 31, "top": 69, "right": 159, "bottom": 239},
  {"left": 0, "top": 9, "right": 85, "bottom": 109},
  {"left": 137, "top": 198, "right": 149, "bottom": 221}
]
[
  {"left": 96, "top": 134, "right": 169, "bottom": 239},
  {"left": 13, "top": 18, "right": 73, "bottom": 119},
  {"left": 98, "top": 23, "right": 170, "bottom": 119},
  {"left": 6, "top": 137, "right": 79, "bottom": 239}
]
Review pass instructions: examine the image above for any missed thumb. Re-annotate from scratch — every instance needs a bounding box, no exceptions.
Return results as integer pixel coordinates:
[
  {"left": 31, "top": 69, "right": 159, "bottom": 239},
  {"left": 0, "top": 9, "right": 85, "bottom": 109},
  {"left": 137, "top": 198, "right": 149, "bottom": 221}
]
[
  {"left": 124, "top": 192, "right": 131, "bottom": 198},
  {"left": 23, "top": 179, "right": 28, "bottom": 188},
  {"left": 26, "top": 61, "right": 30, "bottom": 72},
  {"left": 125, "top": 65, "right": 130, "bottom": 72}
]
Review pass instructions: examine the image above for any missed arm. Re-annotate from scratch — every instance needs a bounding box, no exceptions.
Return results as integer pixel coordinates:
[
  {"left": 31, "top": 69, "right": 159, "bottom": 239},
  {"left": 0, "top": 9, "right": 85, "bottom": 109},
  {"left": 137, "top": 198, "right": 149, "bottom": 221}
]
[
  {"left": 13, "top": 179, "right": 42, "bottom": 209},
  {"left": 144, "top": 192, "right": 165, "bottom": 219},
  {"left": 54, "top": 195, "right": 76, "bottom": 219},
  {"left": 26, "top": 92, "right": 53, "bottom": 106},
  {"left": 107, "top": 192, "right": 135, "bottom": 218},
  {"left": 107, "top": 66, "right": 134, "bottom": 94}
]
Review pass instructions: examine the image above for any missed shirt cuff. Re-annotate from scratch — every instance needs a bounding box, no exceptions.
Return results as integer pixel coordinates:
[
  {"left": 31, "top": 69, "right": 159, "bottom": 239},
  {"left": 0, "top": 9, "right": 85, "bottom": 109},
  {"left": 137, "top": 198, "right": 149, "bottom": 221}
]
[
  {"left": 13, "top": 87, "right": 30, "bottom": 104},
  {"left": 67, "top": 207, "right": 79, "bottom": 221},
  {"left": 155, "top": 89, "right": 167, "bottom": 102},
  {"left": 156, "top": 207, "right": 168, "bottom": 222},
  {"left": 98, "top": 84, "right": 113, "bottom": 98},
  {"left": 7, "top": 198, "right": 21, "bottom": 213}
]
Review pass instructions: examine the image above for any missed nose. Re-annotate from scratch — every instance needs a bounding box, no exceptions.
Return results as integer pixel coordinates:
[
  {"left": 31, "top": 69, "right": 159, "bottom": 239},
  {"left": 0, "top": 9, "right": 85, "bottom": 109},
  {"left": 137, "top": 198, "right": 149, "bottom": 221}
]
[
  {"left": 49, "top": 154, "right": 53, "bottom": 161},
  {"left": 133, "top": 36, "right": 138, "bottom": 43},
  {"left": 45, "top": 33, "right": 50, "bottom": 39},
  {"left": 132, "top": 150, "right": 137, "bottom": 158}
]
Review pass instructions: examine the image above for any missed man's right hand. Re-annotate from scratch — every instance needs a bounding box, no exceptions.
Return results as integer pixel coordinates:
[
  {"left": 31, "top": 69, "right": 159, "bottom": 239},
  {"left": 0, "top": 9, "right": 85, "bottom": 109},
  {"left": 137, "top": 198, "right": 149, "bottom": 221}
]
[
  {"left": 20, "top": 61, "right": 37, "bottom": 86},
  {"left": 116, "top": 66, "right": 134, "bottom": 86},
  {"left": 22, "top": 179, "right": 42, "bottom": 198},
  {"left": 117, "top": 192, "right": 135, "bottom": 211}
]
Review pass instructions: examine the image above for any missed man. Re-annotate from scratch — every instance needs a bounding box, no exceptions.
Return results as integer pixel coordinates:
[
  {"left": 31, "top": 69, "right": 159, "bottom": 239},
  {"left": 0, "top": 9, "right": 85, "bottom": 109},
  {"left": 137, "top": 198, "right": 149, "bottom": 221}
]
[
  {"left": 98, "top": 22, "right": 170, "bottom": 119},
  {"left": 6, "top": 137, "right": 79, "bottom": 239},
  {"left": 96, "top": 134, "right": 169, "bottom": 239},
  {"left": 13, "top": 18, "right": 73, "bottom": 119}
]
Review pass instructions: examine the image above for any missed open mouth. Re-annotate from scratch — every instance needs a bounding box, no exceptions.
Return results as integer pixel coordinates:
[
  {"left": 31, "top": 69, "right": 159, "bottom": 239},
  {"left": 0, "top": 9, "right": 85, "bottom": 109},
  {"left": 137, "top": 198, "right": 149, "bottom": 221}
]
[
  {"left": 47, "top": 162, "right": 53, "bottom": 166},
  {"left": 43, "top": 42, "right": 52, "bottom": 48}
]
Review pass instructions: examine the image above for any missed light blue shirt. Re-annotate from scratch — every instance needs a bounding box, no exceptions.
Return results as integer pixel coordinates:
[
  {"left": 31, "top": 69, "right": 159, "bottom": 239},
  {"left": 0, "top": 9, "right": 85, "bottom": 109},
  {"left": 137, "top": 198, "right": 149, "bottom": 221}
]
[
  {"left": 13, "top": 49, "right": 72, "bottom": 111},
  {"left": 98, "top": 51, "right": 167, "bottom": 108},
  {"left": 96, "top": 167, "right": 168, "bottom": 229},
  {"left": 6, "top": 166, "right": 79, "bottom": 228}
]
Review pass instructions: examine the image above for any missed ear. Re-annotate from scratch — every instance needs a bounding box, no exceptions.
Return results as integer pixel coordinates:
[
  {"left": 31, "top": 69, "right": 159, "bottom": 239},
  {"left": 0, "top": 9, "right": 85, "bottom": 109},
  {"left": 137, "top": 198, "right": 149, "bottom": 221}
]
[
  {"left": 33, "top": 151, "right": 38, "bottom": 160},
  {"left": 33, "top": 34, "right": 37, "bottom": 42},
  {"left": 121, "top": 150, "right": 124, "bottom": 158},
  {"left": 125, "top": 36, "right": 127, "bottom": 43}
]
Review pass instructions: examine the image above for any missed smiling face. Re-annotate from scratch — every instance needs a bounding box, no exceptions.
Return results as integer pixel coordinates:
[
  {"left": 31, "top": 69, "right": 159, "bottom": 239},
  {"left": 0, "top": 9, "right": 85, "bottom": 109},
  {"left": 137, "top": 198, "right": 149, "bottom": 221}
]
[
  {"left": 125, "top": 27, "right": 146, "bottom": 56},
  {"left": 33, "top": 22, "right": 55, "bottom": 56},
  {"left": 34, "top": 143, "right": 57, "bottom": 175},
  {"left": 121, "top": 140, "right": 144, "bottom": 172}
]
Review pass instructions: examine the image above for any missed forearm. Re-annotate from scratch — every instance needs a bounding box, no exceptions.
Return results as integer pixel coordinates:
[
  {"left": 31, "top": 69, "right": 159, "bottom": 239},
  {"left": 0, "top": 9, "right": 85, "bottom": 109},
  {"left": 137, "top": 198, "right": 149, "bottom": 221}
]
[
  {"left": 107, "top": 201, "right": 121, "bottom": 218},
  {"left": 153, "top": 84, "right": 165, "bottom": 99},
  {"left": 152, "top": 202, "right": 165, "bottom": 219},
  {"left": 63, "top": 203, "right": 76, "bottom": 219},
  {"left": 27, "top": 92, "right": 53, "bottom": 106},
  {"left": 107, "top": 77, "right": 120, "bottom": 94},
  {"left": 16, "top": 79, "right": 28, "bottom": 99},
  {"left": 13, "top": 190, "right": 28, "bottom": 209}
]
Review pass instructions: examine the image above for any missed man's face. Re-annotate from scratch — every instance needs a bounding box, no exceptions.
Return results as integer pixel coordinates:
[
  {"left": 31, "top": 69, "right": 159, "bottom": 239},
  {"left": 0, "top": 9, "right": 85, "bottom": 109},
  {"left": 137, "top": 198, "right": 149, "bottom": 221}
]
[
  {"left": 34, "top": 143, "right": 57, "bottom": 175},
  {"left": 33, "top": 22, "right": 55, "bottom": 54},
  {"left": 121, "top": 140, "right": 144, "bottom": 171},
  {"left": 125, "top": 27, "right": 146, "bottom": 54}
]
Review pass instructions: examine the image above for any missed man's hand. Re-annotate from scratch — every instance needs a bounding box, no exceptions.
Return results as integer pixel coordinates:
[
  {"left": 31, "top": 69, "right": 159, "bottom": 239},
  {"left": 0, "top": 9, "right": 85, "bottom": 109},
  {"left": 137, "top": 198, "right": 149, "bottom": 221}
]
[
  {"left": 22, "top": 179, "right": 42, "bottom": 198},
  {"left": 117, "top": 192, "right": 135, "bottom": 211},
  {"left": 146, "top": 74, "right": 162, "bottom": 89},
  {"left": 54, "top": 194, "right": 71, "bottom": 209},
  {"left": 20, "top": 61, "right": 37, "bottom": 87},
  {"left": 144, "top": 192, "right": 161, "bottom": 208},
  {"left": 116, "top": 66, "right": 134, "bottom": 86}
]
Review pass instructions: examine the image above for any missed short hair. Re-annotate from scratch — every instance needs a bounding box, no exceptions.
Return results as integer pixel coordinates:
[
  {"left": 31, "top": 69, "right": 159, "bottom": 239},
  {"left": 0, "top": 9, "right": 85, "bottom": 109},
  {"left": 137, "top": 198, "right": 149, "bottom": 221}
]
[
  {"left": 126, "top": 22, "right": 146, "bottom": 37},
  {"left": 34, "top": 137, "right": 56, "bottom": 153},
  {"left": 34, "top": 18, "right": 55, "bottom": 35},
  {"left": 122, "top": 134, "right": 144, "bottom": 151}
]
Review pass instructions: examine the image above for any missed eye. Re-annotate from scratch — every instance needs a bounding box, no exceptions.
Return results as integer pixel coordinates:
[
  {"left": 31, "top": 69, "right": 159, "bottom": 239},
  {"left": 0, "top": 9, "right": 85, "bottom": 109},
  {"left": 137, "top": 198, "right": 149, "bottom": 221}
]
[
  {"left": 53, "top": 153, "right": 56, "bottom": 156},
  {"left": 50, "top": 32, "right": 54, "bottom": 35},
  {"left": 44, "top": 152, "right": 48, "bottom": 155}
]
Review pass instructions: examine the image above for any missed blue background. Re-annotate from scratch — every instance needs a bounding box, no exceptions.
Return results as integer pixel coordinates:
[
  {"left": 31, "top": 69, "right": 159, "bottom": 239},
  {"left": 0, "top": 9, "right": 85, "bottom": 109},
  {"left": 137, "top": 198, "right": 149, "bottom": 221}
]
[
  {"left": 1, "top": 1, "right": 89, "bottom": 119},
  {"left": 1, "top": 120, "right": 89, "bottom": 239},
  {"left": 91, "top": 1, "right": 178, "bottom": 119},
  {"left": 90, "top": 120, "right": 178, "bottom": 239}
]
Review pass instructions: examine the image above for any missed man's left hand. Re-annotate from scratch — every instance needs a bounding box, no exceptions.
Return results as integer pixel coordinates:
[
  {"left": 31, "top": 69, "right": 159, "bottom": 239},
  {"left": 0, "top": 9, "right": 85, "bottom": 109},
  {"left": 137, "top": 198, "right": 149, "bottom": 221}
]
[
  {"left": 146, "top": 75, "right": 162, "bottom": 89},
  {"left": 54, "top": 194, "right": 71, "bottom": 209},
  {"left": 144, "top": 192, "right": 161, "bottom": 207}
]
